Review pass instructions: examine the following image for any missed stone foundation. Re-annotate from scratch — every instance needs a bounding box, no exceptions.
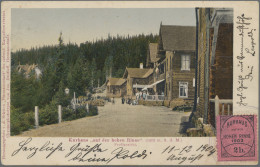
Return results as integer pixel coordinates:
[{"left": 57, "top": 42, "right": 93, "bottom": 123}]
[{"left": 187, "top": 114, "right": 216, "bottom": 137}]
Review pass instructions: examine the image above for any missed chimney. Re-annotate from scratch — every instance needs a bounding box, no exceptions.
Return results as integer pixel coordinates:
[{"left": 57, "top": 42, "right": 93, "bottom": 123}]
[{"left": 140, "top": 63, "right": 143, "bottom": 69}]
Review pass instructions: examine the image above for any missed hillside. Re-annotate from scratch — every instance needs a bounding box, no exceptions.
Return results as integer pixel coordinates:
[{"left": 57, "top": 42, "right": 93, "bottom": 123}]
[{"left": 11, "top": 33, "right": 159, "bottom": 113}]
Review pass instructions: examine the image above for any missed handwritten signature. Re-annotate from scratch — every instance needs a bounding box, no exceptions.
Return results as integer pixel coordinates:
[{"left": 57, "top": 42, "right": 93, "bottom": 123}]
[
  {"left": 245, "top": 29, "right": 256, "bottom": 56},
  {"left": 11, "top": 138, "right": 151, "bottom": 164}
]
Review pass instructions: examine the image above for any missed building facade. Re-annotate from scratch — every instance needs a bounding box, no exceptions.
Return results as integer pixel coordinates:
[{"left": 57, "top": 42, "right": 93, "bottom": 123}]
[
  {"left": 157, "top": 25, "right": 196, "bottom": 102},
  {"left": 146, "top": 43, "right": 160, "bottom": 68},
  {"left": 194, "top": 8, "right": 233, "bottom": 126},
  {"left": 123, "top": 67, "right": 154, "bottom": 97},
  {"left": 106, "top": 78, "right": 127, "bottom": 98}
]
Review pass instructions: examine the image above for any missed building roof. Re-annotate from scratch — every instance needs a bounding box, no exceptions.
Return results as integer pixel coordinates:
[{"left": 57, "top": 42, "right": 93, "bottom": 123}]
[
  {"left": 16, "top": 63, "right": 38, "bottom": 74},
  {"left": 148, "top": 43, "right": 159, "bottom": 63},
  {"left": 107, "top": 78, "right": 126, "bottom": 86},
  {"left": 123, "top": 68, "right": 153, "bottom": 79},
  {"left": 160, "top": 25, "right": 196, "bottom": 51}
]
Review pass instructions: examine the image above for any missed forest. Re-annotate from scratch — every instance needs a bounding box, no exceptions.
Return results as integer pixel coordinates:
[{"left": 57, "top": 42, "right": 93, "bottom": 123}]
[{"left": 10, "top": 33, "right": 158, "bottom": 135}]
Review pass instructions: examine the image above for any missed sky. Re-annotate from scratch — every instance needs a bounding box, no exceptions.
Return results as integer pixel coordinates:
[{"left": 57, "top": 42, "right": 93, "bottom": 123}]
[{"left": 11, "top": 8, "right": 195, "bottom": 51}]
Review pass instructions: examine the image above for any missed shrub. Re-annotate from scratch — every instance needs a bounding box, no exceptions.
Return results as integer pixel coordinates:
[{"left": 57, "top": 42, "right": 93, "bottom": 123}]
[
  {"left": 10, "top": 106, "right": 34, "bottom": 136},
  {"left": 89, "top": 105, "right": 98, "bottom": 116},
  {"left": 39, "top": 101, "right": 58, "bottom": 125},
  {"left": 62, "top": 105, "right": 98, "bottom": 121},
  {"left": 75, "top": 106, "right": 88, "bottom": 118},
  {"left": 11, "top": 102, "right": 98, "bottom": 135},
  {"left": 62, "top": 108, "right": 76, "bottom": 121}
]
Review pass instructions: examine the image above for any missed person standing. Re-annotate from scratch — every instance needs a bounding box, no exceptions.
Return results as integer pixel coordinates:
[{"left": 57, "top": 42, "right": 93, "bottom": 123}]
[
  {"left": 136, "top": 91, "right": 139, "bottom": 101},
  {"left": 143, "top": 91, "right": 146, "bottom": 100},
  {"left": 112, "top": 97, "right": 115, "bottom": 104}
]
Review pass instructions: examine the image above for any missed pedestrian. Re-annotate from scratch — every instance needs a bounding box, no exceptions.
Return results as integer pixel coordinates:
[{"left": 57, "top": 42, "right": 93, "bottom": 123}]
[
  {"left": 143, "top": 91, "right": 146, "bottom": 100},
  {"left": 129, "top": 98, "right": 132, "bottom": 105},
  {"left": 121, "top": 97, "right": 124, "bottom": 104},
  {"left": 112, "top": 97, "right": 115, "bottom": 104},
  {"left": 136, "top": 91, "right": 139, "bottom": 101}
]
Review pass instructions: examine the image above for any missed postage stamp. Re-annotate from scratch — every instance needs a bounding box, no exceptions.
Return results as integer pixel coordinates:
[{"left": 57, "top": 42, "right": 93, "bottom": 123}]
[{"left": 217, "top": 115, "right": 257, "bottom": 161}]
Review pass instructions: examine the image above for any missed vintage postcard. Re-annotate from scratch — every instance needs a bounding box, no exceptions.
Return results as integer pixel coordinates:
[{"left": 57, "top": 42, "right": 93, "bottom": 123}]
[{"left": 1, "top": 1, "right": 259, "bottom": 165}]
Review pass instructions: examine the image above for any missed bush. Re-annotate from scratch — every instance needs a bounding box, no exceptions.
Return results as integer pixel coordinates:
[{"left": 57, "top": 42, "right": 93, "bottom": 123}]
[
  {"left": 62, "top": 108, "right": 76, "bottom": 121},
  {"left": 11, "top": 102, "right": 98, "bottom": 135},
  {"left": 11, "top": 106, "right": 34, "bottom": 135},
  {"left": 89, "top": 105, "right": 98, "bottom": 116},
  {"left": 63, "top": 105, "right": 98, "bottom": 120},
  {"left": 89, "top": 99, "right": 105, "bottom": 106},
  {"left": 39, "top": 101, "right": 58, "bottom": 125}
]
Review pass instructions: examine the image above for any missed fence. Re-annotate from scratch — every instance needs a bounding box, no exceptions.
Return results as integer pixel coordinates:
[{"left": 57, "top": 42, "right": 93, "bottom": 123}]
[
  {"left": 209, "top": 95, "right": 233, "bottom": 117},
  {"left": 34, "top": 104, "right": 89, "bottom": 128},
  {"left": 145, "top": 95, "right": 164, "bottom": 101},
  {"left": 209, "top": 95, "right": 232, "bottom": 127}
]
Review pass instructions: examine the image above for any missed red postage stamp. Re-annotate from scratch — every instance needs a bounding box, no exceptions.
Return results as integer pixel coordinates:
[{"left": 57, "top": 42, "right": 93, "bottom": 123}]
[{"left": 217, "top": 115, "right": 257, "bottom": 161}]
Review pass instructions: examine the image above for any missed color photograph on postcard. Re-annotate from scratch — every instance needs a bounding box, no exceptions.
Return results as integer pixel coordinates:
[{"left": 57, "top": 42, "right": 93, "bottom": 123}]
[
  {"left": 9, "top": 8, "right": 234, "bottom": 137},
  {"left": 1, "top": 1, "right": 259, "bottom": 166}
]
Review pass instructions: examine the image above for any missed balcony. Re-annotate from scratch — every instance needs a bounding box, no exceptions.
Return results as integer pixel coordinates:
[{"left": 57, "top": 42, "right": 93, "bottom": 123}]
[{"left": 145, "top": 95, "right": 165, "bottom": 101}]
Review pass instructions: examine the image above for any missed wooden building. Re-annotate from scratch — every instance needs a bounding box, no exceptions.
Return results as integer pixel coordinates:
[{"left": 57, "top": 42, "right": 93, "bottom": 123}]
[
  {"left": 123, "top": 67, "right": 154, "bottom": 97},
  {"left": 146, "top": 42, "right": 166, "bottom": 95},
  {"left": 194, "top": 8, "right": 233, "bottom": 126},
  {"left": 157, "top": 24, "right": 196, "bottom": 102},
  {"left": 146, "top": 43, "right": 160, "bottom": 68},
  {"left": 106, "top": 78, "right": 127, "bottom": 97}
]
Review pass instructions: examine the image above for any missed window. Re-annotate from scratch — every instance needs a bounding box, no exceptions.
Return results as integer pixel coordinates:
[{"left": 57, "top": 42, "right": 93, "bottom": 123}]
[
  {"left": 181, "top": 55, "right": 190, "bottom": 70},
  {"left": 179, "top": 82, "right": 188, "bottom": 98},
  {"left": 193, "top": 78, "right": 195, "bottom": 87}
]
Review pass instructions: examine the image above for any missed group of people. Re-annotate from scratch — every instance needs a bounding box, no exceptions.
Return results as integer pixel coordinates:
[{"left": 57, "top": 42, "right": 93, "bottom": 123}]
[
  {"left": 119, "top": 91, "right": 148, "bottom": 105},
  {"left": 112, "top": 90, "right": 165, "bottom": 106},
  {"left": 135, "top": 91, "right": 148, "bottom": 101},
  {"left": 121, "top": 97, "right": 137, "bottom": 105}
]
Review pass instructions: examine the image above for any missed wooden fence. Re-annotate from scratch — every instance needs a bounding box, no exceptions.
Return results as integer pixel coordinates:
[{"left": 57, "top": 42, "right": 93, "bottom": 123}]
[
  {"left": 209, "top": 95, "right": 233, "bottom": 117},
  {"left": 145, "top": 95, "right": 165, "bottom": 101},
  {"left": 34, "top": 104, "right": 89, "bottom": 129}
]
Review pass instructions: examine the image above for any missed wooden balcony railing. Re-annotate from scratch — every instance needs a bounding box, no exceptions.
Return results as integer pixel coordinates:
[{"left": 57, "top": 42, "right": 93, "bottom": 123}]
[
  {"left": 145, "top": 95, "right": 165, "bottom": 101},
  {"left": 209, "top": 95, "right": 233, "bottom": 117}
]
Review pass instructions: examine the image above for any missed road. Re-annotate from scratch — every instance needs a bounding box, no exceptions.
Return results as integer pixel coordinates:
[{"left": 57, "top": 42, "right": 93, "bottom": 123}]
[{"left": 19, "top": 99, "right": 191, "bottom": 137}]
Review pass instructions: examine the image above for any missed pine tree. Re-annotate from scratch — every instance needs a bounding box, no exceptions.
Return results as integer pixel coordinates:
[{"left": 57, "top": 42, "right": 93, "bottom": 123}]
[{"left": 54, "top": 32, "right": 66, "bottom": 92}]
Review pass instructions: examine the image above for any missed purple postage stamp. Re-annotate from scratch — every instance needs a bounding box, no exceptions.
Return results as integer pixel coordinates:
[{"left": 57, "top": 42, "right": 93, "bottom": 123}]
[{"left": 217, "top": 115, "right": 257, "bottom": 161}]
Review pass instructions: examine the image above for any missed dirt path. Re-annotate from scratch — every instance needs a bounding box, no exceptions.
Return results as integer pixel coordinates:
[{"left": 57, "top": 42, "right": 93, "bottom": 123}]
[{"left": 19, "top": 99, "right": 191, "bottom": 137}]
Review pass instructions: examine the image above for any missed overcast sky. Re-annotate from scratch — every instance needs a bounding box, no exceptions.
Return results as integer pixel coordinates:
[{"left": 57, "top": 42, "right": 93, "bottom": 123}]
[{"left": 11, "top": 8, "right": 195, "bottom": 51}]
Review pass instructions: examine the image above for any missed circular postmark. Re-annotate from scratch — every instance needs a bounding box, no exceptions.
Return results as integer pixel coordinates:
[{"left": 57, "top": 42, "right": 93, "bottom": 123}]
[{"left": 221, "top": 116, "right": 254, "bottom": 157}]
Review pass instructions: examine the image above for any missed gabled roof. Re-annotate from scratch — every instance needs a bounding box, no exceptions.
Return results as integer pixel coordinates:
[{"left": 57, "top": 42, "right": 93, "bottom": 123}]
[
  {"left": 107, "top": 78, "right": 126, "bottom": 86},
  {"left": 16, "top": 63, "right": 38, "bottom": 75},
  {"left": 160, "top": 25, "right": 196, "bottom": 51},
  {"left": 123, "top": 68, "right": 153, "bottom": 79},
  {"left": 148, "top": 43, "right": 159, "bottom": 63}
]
